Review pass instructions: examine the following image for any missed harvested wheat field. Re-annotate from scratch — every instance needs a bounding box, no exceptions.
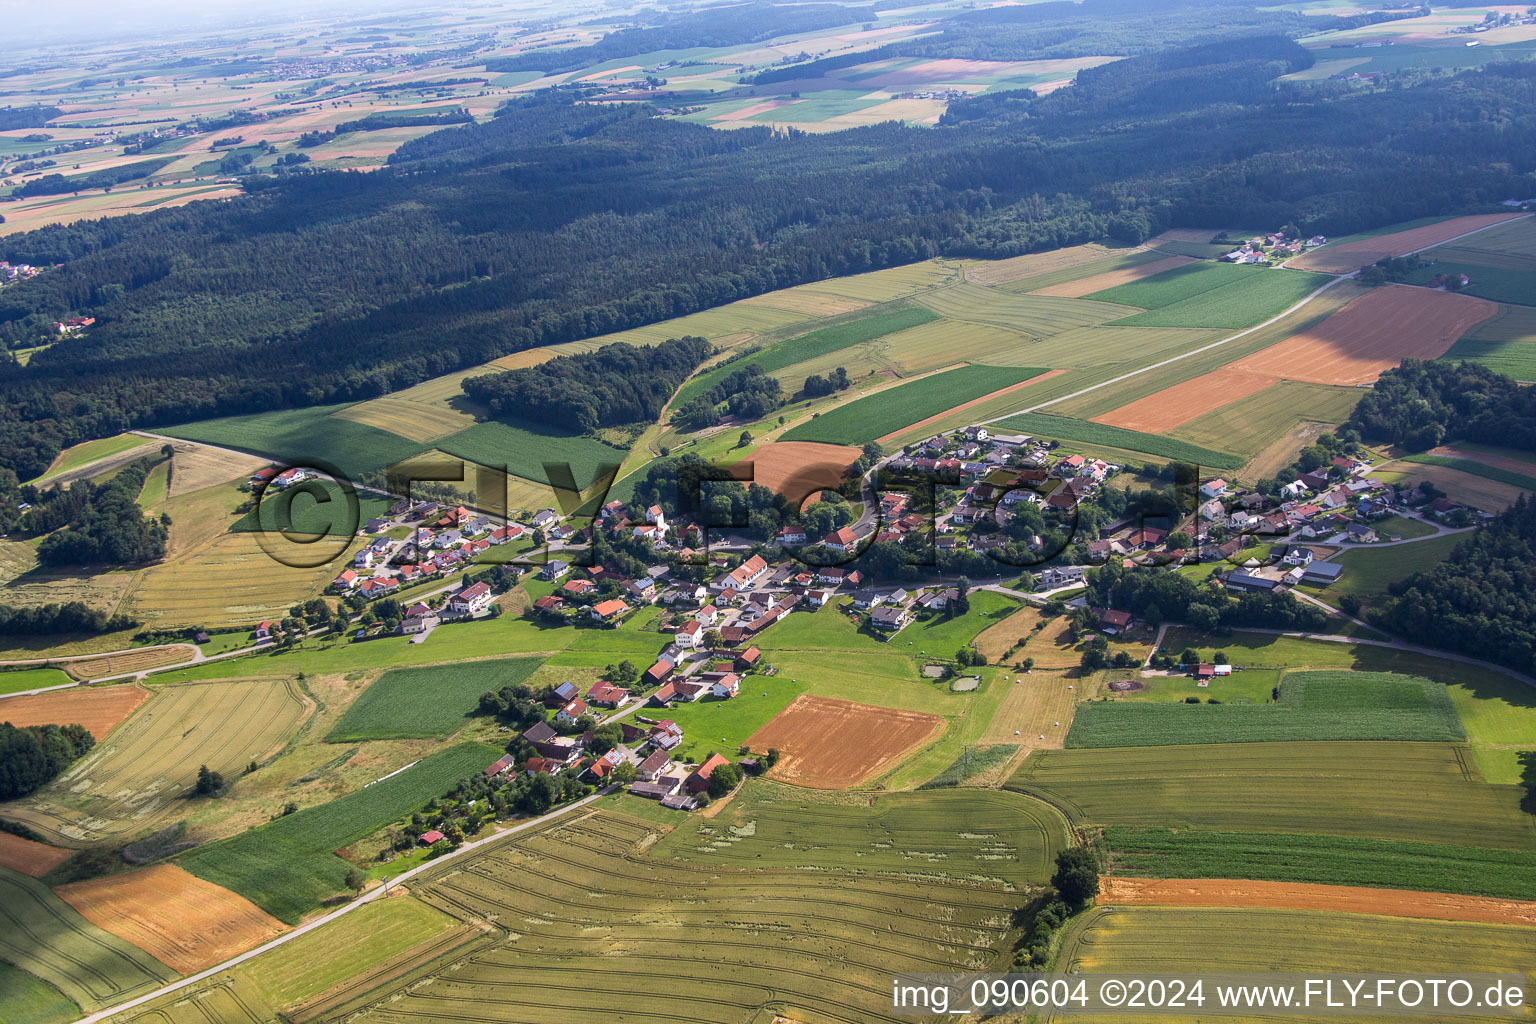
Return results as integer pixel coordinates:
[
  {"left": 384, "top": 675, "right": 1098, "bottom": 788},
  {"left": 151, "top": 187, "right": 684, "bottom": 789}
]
[
  {"left": 1288, "top": 214, "right": 1528, "bottom": 273},
  {"left": 1101, "top": 877, "right": 1536, "bottom": 927},
  {"left": 56, "top": 865, "right": 287, "bottom": 973},
  {"left": 975, "top": 605, "right": 1083, "bottom": 669},
  {"left": 1094, "top": 367, "right": 1281, "bottom": 434},
  {"left": 62, "top": 645, "right": 196, "bottom": 682},
  {"left": 1230, "top": 285, "right": 1496, "bottom": 386},
  {"left": 734, "top": 441, "right": 861, "bottom": 499},
  {"left": 0, "top": 831, "right": 73, "bottom": 877},
  {"left": 980, "top": 670, "right": 1080, "bottom": 748},
  {"left": 1033, "top": 256, "right": 1197, "bottom": 297},
  {"left": 966, "top": 244, "right": 1114, "bottom": 287},
  {"left": 0, "top": 683, "right": 150, "bottom": 737},
  {"left": 878, "top": 369, "right": 1067, "bottom": 444},
  {"left": 745, "top": 695, "right": 943, "bottom": 788},
  {"left": 734, "top": 288, "right": 870, "bottom": 317},
  {"left": 166, "top": 443, "right": 266, "bottom": 497}
]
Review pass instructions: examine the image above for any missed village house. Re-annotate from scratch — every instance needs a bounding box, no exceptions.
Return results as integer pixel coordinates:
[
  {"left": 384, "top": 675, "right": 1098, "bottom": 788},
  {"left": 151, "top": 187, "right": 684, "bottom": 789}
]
[
  {"left": 713, "top": 554, "right": 769, "bottom": 593},
  {"left": 539, "top": 560, "right": 571, "bottom": 581},
  {"left": 636, "top": 748, "right": 672, "bottom": 782},
  {"left": 685, "top": 753, "right": 730, "bottom": 794},
  {"left": 589, "top": 598, "right": 631, "bottom": 624},
  {"left": 823, "top": 526, "right": 860, "bottom": 552},
  {"left": 555, "top": 697, "right": 589, "bottom": 726},
  {"left": 587, "top": 682, "right": 629, "bottom": 708},
  {"left": 446, "top": 581, "right": 494, "bottom": 617},
  {"left": 870, "top": 605, "right": 910, "bottom": 634},
  {"left": 674, "top": 619, "right": 705, "bottom": 647}
]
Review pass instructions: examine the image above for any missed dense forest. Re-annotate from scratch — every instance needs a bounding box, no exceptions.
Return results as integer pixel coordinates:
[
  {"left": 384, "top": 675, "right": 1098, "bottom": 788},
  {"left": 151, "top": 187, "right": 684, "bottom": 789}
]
[
  {"left": 28, "top": 455, "right": 169, "bottom": 566},
  {"left": 0, "top": 722, "right": 94, "bottom": 801},
  {"left": 0, "top": 601, "right": 139, "bottom": 637},
  {"left": 461, "top": 337, "right": 710, "bottom": 430},
  {"left": 670, "top": 364, "right": 784, "bottom": 431},
  {"left": 1373, "top": 495, "right": 1536, "bottom": 675},
  {"left": 1346, "top": 359, "right": 1536, "bottom": 452},
  {"left": 2, "top": 17, "right": 1536, "bottom": 477}
]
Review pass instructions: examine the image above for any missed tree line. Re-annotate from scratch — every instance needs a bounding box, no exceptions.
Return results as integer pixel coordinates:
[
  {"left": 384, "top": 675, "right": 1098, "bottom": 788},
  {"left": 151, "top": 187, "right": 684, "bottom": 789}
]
[
  {"left": 29, "top": 455, "right": 169, "bottom": 566},
  {"left": 1346, "top": 359, "right": 1536, "bottom": 453},
  {"left": 0, "top": 722, "right": 94, "bottom": 801}
]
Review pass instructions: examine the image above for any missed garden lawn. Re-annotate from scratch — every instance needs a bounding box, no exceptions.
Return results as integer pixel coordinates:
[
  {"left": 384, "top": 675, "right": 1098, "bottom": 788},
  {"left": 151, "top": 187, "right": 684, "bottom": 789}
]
[{"left": 327, "top": 657, "right": 543, "bottom": 741}]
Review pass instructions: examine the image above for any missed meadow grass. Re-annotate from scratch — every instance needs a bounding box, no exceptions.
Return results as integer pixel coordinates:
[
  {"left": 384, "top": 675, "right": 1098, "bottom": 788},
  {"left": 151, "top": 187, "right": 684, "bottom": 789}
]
[
  {"left": 326, "top": 656, "right": 542, "bottom": 742},
  {"left": 782, "top": 364, "right": 1047, "bottom": 444}
]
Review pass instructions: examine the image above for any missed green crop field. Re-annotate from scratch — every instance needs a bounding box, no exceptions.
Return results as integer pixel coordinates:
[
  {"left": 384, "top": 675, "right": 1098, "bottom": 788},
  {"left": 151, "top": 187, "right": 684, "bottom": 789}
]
[
  {"left": 0, "top": 667, "right": 74, "bottom": 695},
  {"left": 340, "top": 809, "right": 1023, "bottom": 1023},
  {"left": 1170, "top": 380, "right": 1362, "bottom": 457},
  {"left": 654, "top": 781, "right": 1067, "bottom": 885},
  {"left": 1443, "top": 304, "right": 1536, "bottom": 380},
  {"left": 1107, "top": 269, "right": 1331, "bottom": 329},
  {"left": 1106, "top": 827, "right": 1536, "bottom": 902},
  {"left": 916, "top": 282, "right": 1137, "bottom": 333},
  {"left": 180, "top": 740, "right": 501, "bottom": 923},
  {"left": 161, "top": 403, "right": 427, "bottom": 481},
  {"left": 1006, "top": 741, "right": 1535, "bottom": 849},
  {"left": 0, "top": 961, "right": 78, "bottom": 1024},
  {"left": 782, "top": 364, "right": 1048, "bottom": 444},
  {"left": 1066, "top": 671, "right": 1465, "bottom": 747},
  {"left": 29, "top": 433, "right": 154, "bottom": 485},
  {"left": 993, "top": 412, "right": 1245, "bottom": 469},
  {"left": 672, "top": 306, "right": 940, "bottom": 408},
  {"left": 1053, "top": 905, "right": 1534, "bottom": 1019},
  {"left": 1086, "top": 261, "right": 1260, "bottom": 309},
  {"left": 1432, "top": 216, "right": 1536, "bottom": 261},
  {"left": 0, "top": 867, "right": 175, "bottom": 1012},
  {"left": 1403, "top": 263, "right": 1536, "bottom": 306},
  {"left": 918, "top": 744, "right": 1021, "bottom": 788},
  {"left": 436, "top": 419, "right": 626, "bottom": 491},
  {"left": 327, "top": 657, "right": 542, "bottom": 742},
  {"left": 1400, "top": 454, "right": 1536, "bottom": 491},
  {"left": 4, "top": 678, "right": 310, "bottom": 846}
]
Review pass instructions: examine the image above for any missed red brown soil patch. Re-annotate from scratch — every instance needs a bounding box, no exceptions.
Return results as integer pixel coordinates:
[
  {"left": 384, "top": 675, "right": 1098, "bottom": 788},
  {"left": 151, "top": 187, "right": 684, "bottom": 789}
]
[
  {"left": 1287, "top": 213, "right": 1528, "bottom": 273},
  {"left": 0, "top": 683, "right": 150, "bottom": 738},
  {"left": 1093, "top": 367, "right": 1281, "bottom": 434},
  {"left": 732, "top": 441, "right": 861, "bottom": 500},
  {"left": 745, "top": 695, "right": 943, "bottom": 788},
  {"left": 878, "top": 369, "right": 1067, "bottom": 444},
  {"left": 1230, "top": 285, "right": 1496, "bottom": 386},
  {"left": 1033, "top": 256, "right": 1198, "bottom": 298},
  {"left": 55, "top": 864, "right": 287, "bottom": 973},
  {"left": 1101, "top": 877, "right": 1536, "bottom": 927},
  {"left": 0, "top": 831, "right": 72, "bottom": 877}
]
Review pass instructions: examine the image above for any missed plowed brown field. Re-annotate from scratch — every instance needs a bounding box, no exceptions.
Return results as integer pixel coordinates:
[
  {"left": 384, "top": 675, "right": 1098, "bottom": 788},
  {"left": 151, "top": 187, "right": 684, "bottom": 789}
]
[
  {"left": 1101, "top": 877, "right": 1536, "bottom": 927},
  {"left": 745, "top": 695, "right": 943, "bottom": 788},
  {"left": 55, "top": 865, "right": 287, "bottom": 973},
  {"left": 733, "top": 441, "right": 861, "bottom": 499},
  {"left": 1093, "top": 367, "right": 1281, "bottom": 434},
  {"left": 0, "top": 831, "right": 72, "bottom": 877},
  {"left": 1229, "top": 285, "right": 1496, "bottom": 385},
  {"left": 1033, "top": 256, "right": 1196, "bottom": 297},
  {"left": 0, "top": 683, "right": 150, "bottom": 737},
  {"left": 1287, "top": 214, "right": 1528, "bottom": 273}
]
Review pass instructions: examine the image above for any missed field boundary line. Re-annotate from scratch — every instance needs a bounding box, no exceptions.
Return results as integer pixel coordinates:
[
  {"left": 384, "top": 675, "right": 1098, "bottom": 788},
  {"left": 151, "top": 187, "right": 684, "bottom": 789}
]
[{"left": 70, "top": 786, "right": 613, "bottom": 1024}]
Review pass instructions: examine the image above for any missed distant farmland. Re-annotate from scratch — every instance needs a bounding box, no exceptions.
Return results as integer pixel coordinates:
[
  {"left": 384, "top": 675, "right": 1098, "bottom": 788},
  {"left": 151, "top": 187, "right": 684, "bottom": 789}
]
[
  {"left": 782, "top": 364, "right": 1047, "bottom": 444},
  {"left": 1108, "top": 268, "right": 1331, "bottom": 330}
]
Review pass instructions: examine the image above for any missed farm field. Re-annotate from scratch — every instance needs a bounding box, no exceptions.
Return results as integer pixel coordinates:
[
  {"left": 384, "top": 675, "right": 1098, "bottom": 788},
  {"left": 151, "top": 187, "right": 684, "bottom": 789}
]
[
  {"left": 1066, "top": 671, "right": 1465, "bottom": 747},
  {"left": 1142, "top": 227, "right": 1236, "bottom": 259},
  {"left": 28, "top": 434, "right": 157, "bottom": 486},
  {"left": 1108, "top": 268, "right": 1332, "bottom": 329},
  {"left": 0, "top": 960, "right": 78, "bottom": 1024},
  {"left": 781, "top": 364, "right": 1048, "bottom": 444},
  {"left": 1031, "top": 254, "right": 1197, "bottom": 298},
  {"left": 969, "top": 243, "right": 1149, "bottom": 289},
  {"left": 745, "top": 695, "right": 944, "bottom": 788},
  {"left": 178, "top": 741, "right": 502, "bottom": 923},
  {"left": 1092, "top": 366, "right": 1279, "bottom": 434},
  {"left": 1053, "top": 905, "right": 1534, "bottom": 1023},
  {"left": 1442, "top": 304, "right": 1536, "bottom": 381},
  {"left": 0, "top": 667, "right": 74, "bottom": 694},
  {"left": 1288, "top": 212, "right": 1530, "bottom": 273},
  {"left": 1428, "top": 212, "right": 1536, "bottom": 264},
  {"left": 3, "top": 678, "right": 310, "bottom": 845},
  {"left": 655, "top": 781, "right": 1068, "bottom": 886},
  {"left": 0, "top": 683, "right": 151, "bottom": 737},
  {"left": 0, "top": 830, "right": 73, "bottom": 877},
  {"left": 918, "top": 743, "right": 1022, "bottom": 788},
  {"left": 729, "top": 440, "right": 861, "bottom": 497},
  {"left": 0, "top": 866, "right": 175, "bottom": 1013},
  {"left": 435, "top": 419, "right": 626, "bottom": 492},
  {"left": 647, "top": 677, "right": 810, "bottom": 765},
  {"left": 992, "top": 412, "right": 1246, "bottom": 469},
  {"left": 1171, "top": 379, "right": 1362, "bottom": 456},
  {"left": 162, "top": 442, "right": 265, "bottom": 497},
  {"left": 915, "top": 281, "right": 1137, "bottom": 334},
  {"left": 1085, "top": 261, "right": 1263, "bottom": 309},
  {"left": 1007, "top": 741, "right": 1535, "bottom": 849},
  {"left": 1105, "top": 827, "right": 1536, "bottom": 902},
  {"left": 1401, "top": 453, "right": 1536, "bottom": 492},
  {"left": 1099, "top": 876, "right": 1536, "bottom": 927},
  {"left": 341, "top": 809, "right": 1021, "bottom": 1024},
  {"left": 55, "top": 865, "right": 286, "bottom": 974},
  {"left": 326, "top": 657, "right": 542, "bottom": 742},
  {"left": 978, "top": 670, "right": 1080, "bottom": 748},
  {"left": 159, "top": 404, "right": 426, "bottom": 482},
  {"left": 1376, "top": 459, "right": 1529, "bottom": 511},
  {"left": 1230, "top": 283, "right": 1496, "bottom": 385},
  {"left": 60, "top": 646, "right": 195, "bottom": 682},
  {"left": 1404, "top": 261, "right": 1536, "bottom": 306}
]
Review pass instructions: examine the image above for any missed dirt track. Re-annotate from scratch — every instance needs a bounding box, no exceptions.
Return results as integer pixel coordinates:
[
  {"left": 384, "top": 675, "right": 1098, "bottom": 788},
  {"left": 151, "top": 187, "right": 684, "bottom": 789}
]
[
  {"left": 746, "top": 695, "right": 943, "bottom": 788},
  {"left": 1101, "top": 877, "right": 1536, "bottom": 927},
  {"left": 1230, "top": 285, "right": 1496, "bottom": 385},
  {"left": 1288, "top": 213, "right": 1528, "bottom": 273},
  {"left": 1093, "top": 367, "right": 1280, "bottom": 433}
]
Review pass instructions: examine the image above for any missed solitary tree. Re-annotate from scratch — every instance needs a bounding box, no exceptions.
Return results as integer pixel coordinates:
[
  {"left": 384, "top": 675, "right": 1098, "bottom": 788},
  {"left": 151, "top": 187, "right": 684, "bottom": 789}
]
[
  {"left": 1051, "top": 847, "right": 1100, "bottom": 909},
  {"left": 195, "top": 764, "right": 225, "bottom": 796}
]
